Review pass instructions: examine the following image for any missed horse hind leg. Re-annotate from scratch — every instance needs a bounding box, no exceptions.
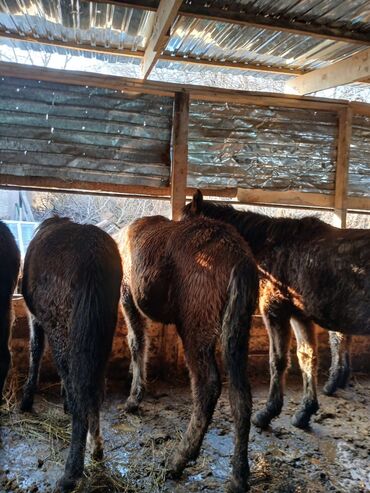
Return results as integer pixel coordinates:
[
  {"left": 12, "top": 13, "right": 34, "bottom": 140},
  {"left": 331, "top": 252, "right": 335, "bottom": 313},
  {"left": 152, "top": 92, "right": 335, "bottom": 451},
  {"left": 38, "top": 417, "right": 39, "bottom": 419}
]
[
  {"left": 0, "top": 299, "right": 12, "bottom": 400},
  {"left": 122, "top": 290, "right": 148, "bottom": 413},
  {"left": 253, "top": 305, "right": 292, "bottom": 430},
  {"left": 20, "top": 318, "right": 45, "bottom": 412},
  {"left": 290, "top": 317, "right": 319, "bottom": 428},
  {"left": 87, "top": 410, "right": 103, "bottom": 461},
  {"left": 56, "top": 409, "right": 89, "bottom": 493},
  {"left": 168, "top": 339, "right": 221, "bottom": 478},
  {"left": 323, "top": 332, "right": 352, "bottom": 396}
]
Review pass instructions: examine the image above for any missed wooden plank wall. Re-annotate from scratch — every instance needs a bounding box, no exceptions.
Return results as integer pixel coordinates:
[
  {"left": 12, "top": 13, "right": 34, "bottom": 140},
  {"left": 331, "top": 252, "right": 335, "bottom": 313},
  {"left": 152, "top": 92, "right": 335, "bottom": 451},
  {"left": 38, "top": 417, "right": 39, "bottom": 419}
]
[
  {"left": 0, "top": 64, "right": 369, "bottom": 217},
  {"left": 0, "top": 77, "right": 173, "bottom": 190}
]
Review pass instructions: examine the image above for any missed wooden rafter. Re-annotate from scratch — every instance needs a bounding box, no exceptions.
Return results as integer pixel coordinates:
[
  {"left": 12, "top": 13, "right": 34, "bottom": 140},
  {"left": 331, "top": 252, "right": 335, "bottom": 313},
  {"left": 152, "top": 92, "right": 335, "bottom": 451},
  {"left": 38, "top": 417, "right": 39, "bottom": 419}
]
[
  {"left": 286, "top": 48, "right": 370, "bottom": 95},
  {"left": 0, "top": 31, "right": 302, "bottom": 76},
  {"left": 141, "top": 0, "right": 183, "bottom": 79},
  {"left": 82, "top": 0, "right": 370, "bottom": 47}
]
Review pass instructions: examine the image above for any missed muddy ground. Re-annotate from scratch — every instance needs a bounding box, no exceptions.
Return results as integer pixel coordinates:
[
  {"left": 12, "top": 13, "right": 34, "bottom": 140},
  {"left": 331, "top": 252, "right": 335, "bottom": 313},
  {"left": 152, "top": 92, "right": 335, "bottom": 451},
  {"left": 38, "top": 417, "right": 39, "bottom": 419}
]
[{"left": 0, "top": 374, "right": 369, "bottom": 493}]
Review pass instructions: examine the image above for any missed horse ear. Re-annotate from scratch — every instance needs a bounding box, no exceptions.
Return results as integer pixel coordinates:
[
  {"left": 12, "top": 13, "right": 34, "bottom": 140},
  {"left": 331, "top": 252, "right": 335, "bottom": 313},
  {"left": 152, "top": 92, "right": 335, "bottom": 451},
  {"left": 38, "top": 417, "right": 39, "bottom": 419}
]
[{"left": 191, "top": 189, "right": 203, "bottom": 213}]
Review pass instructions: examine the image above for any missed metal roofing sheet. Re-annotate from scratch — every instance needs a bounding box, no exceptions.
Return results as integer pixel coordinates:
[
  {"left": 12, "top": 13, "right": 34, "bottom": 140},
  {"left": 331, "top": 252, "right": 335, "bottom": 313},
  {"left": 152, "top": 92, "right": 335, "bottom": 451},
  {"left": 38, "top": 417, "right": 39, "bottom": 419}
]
[
  {"left": 0, "top": 0, "right": 369, "bottom": 75},
  {"left": 200, "top": 1, "right": 370, "bottom": 33},
  {"left": 0, "top": 0, "right": 154, "bottom": 51},
  {"left": 166, "top": 16, "right": 369, "bottom": 71}
]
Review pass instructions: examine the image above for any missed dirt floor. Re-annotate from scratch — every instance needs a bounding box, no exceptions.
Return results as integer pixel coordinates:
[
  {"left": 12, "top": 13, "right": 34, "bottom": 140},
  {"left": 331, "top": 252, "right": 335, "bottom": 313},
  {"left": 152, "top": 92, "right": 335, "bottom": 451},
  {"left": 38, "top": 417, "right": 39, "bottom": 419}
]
[{"left": 0, "top": 374, "right": 369, "bottom": 493}]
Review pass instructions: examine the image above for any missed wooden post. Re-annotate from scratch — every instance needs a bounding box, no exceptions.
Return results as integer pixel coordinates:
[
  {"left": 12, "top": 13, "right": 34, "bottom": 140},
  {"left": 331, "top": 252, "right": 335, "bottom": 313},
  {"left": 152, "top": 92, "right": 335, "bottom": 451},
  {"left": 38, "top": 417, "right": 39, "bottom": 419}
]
[
  {"left": 333, "top": 107, "right": 353, "bottom": 228},
  {"left": 171, "top": 91, "right": 189, "bottom": 220}
]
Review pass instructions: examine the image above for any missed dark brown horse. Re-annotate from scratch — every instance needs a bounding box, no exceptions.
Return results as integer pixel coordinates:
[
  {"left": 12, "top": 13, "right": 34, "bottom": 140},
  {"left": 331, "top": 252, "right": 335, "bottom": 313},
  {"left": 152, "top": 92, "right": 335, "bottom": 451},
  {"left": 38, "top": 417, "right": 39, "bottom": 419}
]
[
  {"left": 21, "top": 217, "right": 122, "bottom": 492},
  {"left": 117, "top": 214, "right": 258, "bottom": 493},
  {"left": 0, "top": 221, "right": 20, "bottom": 400},
  {"left": 183, "top": 191, "right": 370, "bottom": 429}
]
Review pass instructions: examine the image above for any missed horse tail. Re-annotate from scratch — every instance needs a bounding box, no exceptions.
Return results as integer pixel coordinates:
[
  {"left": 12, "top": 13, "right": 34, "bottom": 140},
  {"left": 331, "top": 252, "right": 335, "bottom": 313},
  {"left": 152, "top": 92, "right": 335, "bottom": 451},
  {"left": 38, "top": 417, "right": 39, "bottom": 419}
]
[
  {"left": 221, "top": 255, "right": 259, "bottom": 407},
  {"left": 69, "top": 258, "right": 120, "bottom": 416}
]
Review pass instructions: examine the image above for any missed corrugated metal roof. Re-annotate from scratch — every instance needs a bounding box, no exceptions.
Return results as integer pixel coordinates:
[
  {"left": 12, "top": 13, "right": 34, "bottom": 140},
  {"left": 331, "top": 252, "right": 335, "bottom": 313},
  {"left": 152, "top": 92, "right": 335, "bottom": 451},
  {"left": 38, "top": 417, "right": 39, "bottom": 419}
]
[
  {"left": 0, "top": 0, "right": 154, "bottom": 51},
  {"left": 166, "top": 16, "right": 368, "bottom": 71},
  {"left": 0, "top": 0, "right": 369, "bottom": 75},
  {"left": 190, "top": 1, "right": 370, "bottom": 33}
]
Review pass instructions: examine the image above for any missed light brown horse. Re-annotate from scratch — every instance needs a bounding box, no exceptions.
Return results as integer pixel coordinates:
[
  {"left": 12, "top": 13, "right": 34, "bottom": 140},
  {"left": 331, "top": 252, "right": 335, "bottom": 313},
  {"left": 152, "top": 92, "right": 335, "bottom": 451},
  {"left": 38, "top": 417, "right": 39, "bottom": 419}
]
[{"left": 117, "top": 214, "right": 259, "bottom": 493}]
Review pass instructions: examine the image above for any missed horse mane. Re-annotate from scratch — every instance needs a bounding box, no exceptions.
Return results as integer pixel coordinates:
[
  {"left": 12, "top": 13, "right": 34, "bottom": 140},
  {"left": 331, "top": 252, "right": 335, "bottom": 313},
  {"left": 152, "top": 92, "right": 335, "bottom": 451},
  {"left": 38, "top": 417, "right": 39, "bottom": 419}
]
[{"left": 198, "top": 200, "right": 330, "bottom": 251}]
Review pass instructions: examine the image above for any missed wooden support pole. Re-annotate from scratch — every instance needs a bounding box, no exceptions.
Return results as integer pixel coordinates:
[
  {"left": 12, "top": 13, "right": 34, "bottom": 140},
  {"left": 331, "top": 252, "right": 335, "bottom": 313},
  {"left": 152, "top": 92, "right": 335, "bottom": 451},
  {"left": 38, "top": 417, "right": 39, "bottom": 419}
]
[
  {"left": 333, "top": 107, "right": 353, "bottom": 228},
  {"left": 171, "top": 92, "right": 189, "bottom": 220}
]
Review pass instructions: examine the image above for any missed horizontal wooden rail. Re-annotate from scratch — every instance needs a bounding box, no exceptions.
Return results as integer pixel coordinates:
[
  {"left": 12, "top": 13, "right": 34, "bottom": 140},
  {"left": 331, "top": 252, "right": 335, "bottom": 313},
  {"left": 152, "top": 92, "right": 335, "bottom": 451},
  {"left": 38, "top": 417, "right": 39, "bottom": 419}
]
[
  {"left": 237, "top": 188, "right": 370, "bottom": 212},
  {"left": 0, "top": 62, "right": 348, "bottom": 111}
]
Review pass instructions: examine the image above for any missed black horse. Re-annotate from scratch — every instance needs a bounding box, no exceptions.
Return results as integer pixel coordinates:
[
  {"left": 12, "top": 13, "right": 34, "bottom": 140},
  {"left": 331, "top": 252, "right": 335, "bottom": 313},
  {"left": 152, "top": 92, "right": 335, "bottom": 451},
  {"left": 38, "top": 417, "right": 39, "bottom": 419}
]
[
  {"left": 183, "top": 191, "right": 370, "bottom": 429},
  {"left": 21, "top": 217, "right": 122, "bottom": 492},
  {"left": 0, "top": 221, "right": 20, "bottom": 400}
]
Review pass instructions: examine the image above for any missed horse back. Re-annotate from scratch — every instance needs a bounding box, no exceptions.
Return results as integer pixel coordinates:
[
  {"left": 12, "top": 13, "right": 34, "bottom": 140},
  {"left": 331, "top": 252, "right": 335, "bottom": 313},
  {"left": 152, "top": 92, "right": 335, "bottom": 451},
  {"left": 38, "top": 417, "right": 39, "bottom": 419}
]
[{"left": 279, "top": 227, "right": 370, "bottom": 335}]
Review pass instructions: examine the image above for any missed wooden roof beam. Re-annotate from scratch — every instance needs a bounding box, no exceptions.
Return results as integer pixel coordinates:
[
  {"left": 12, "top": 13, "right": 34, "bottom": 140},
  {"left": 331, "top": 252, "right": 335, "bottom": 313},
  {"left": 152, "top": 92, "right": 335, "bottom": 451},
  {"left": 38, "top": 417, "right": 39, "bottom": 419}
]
[
  {"left": 141, "top": 0, "right": 183, "bottom": 79},
  {"left": 83, "top": 1, "right": 370, "bottom": 47},
  {"left": 286, "top": 48, "right": 370, "bottom": 95}
]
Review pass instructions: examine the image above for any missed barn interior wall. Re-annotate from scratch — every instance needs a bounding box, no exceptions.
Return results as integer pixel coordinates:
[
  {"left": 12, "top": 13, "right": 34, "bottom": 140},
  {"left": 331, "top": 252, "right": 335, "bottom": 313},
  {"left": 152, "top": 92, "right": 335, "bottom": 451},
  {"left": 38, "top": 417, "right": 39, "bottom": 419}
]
[
  {"left": 0, "top": 76, "right": 173, "bottom": 189},
  {"left": 11, "top": 297, "right": 370, "bottom": 383},
  {"left": 349, "top": 114, "right": 370, "bottom": 197},
  {"left": 188, "top": 101, "right": 338, "bottom": 192},
  {"left": 0, "top": 74, "right": 369, "bottom": 220}
]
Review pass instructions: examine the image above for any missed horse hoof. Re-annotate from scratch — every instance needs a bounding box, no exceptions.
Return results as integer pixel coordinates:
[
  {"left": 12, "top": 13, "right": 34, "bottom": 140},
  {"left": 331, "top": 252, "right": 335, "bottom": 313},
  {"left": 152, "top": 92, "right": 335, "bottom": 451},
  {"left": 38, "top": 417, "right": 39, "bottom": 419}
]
[
  {"left": 92, "top": 447, "right": 104, "bottom": 462},
  {"left": 63, "top": 401, "right": 71, "bottom": 415},
  {"left": 20, "top": 396, "right": 33, "bottom": 413},
  {"left": 226, "top": 478, "right": 249, "bottom": 493},
  {"left": 322, "top": 382, "right": 337, "bottom": 396},
  {"left": 54, "top": 476, "right": 78, "bottom": 493},
  {"left": 291, "top": 412, "right": 311, "bottom": 429},
  {"left": 166, "top": 467, "right": 183, "bottom": 480},
  {"left": 252, "top": 410, "right": 271, "bottom": 430},
  {"left": 124, "top": 398, "right": 140, "bottom": 414},
  {"left": 167, "top": 454, "right": 187, "bottom": 480}
]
